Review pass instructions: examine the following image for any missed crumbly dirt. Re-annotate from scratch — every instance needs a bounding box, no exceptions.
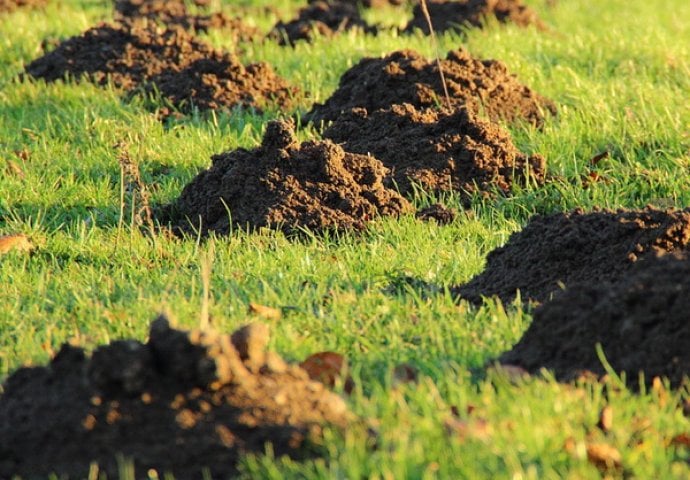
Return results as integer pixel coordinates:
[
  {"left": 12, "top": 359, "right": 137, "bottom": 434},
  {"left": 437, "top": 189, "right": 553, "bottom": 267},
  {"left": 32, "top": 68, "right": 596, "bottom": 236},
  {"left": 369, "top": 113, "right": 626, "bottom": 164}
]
[
  {"left": 404, "top": 0, "right": 545, "bottom": 35},
  {"left": 169, "top": 119, "right": 412, "bottom": 235},
  {"left": 500, "top": 252, "right": 690, "bottom": 388},
  {"left": 322, "top": 103, "right": 545, "bottom": 196},
  {"left": 308, "top": 0, "right": 405, "bottom": 7},
  {"left": 456, "top": 207, "right": 690, "bottom": 305},
  {"left": 114, "top": 0, "right": 261, "bottom": 39},
  {"left": 0, "top": 0, "right": 46, "bottom": 13},
  {"left": 305, "top": 49, "right": 555, "bottom": 127},
  {"left": 268, "top": 1, "right": 378, "bottom": 46},
  {"left": 25, "top": 22, "right": 297, "bottom": 115},
  {"left": 416, "top": 203, "right": 457, "bottom": 225},
  {"left": 0, "top": 316, "right": 350, "bottom": 479}
]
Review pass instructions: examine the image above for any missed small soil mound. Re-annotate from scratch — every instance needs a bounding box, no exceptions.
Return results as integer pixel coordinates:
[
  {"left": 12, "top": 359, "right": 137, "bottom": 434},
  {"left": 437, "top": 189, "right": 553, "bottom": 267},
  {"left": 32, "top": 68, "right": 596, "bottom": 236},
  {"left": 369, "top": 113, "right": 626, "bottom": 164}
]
[
  {"left": 404, "top": 0, "right": 544, "bottom": 35},
  {"left": 308, "top": 0, "right": 405, "bottom": 7},
  {"left": 500, "top": 252, "right": 690, "bottom": 387},
  {"left": 322, "top": 103, "right": 545, "bottom": 196},
  {"left": 0, "top": 0, "right": 46, "bottom": 13},
  {"left": 170, "top": 119, "right": 412, "bottom": 235},
  {"left": 268, "top": 1, "right": 378, "bottom": 46},
  {"left": 0, "top": 316, "right": 350, "bottom": 479},
  {"left": 25, "top": 22, "right": 297, "bottom": 114},
  {"left": 416, "top": 203, "right": 457, "bottom": 225},
  {"left": 456, "top": 207, "right": 690, "bottom": 305},
  {"left": 305, "top": 49, "right": 555, "bottom": 127},
  {"left": 114, "top": 0, "right": 260, "bottom": 39}
]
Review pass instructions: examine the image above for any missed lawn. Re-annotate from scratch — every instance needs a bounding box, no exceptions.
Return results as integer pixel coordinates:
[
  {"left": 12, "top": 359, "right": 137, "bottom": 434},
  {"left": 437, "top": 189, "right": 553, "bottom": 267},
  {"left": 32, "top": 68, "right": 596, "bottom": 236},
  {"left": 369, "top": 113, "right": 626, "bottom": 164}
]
[{"left": 2, "top": 0, "right": 690, "bottom": 478}]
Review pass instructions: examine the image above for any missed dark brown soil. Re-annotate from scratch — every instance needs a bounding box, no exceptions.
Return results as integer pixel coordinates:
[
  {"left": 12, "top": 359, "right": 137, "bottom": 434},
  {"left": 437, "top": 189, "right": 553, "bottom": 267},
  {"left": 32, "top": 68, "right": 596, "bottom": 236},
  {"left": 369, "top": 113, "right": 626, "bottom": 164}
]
[
  {"left": 456, "top": 207, "right": 690, "bottom": 305},
  {"left": 0, "top": 316, "right": 350, "bottom": 479},
  {"left": 305, "top": 49, "right": 555, "bottom": 127},
  {"left": 404, "top": 0, "right": 545, "bottom": 35},
  {"left": 322, "top": 103, "right": 545, "bottom": 196},
  {"left": 268, "top": 1, "right": 378, "bottom": 46},
  {"left": 114, "top": 0, "right": 261, "bottom": 39},
  {"left": 25, "top": 22, "right": 297, "bottom": 115},
  {"left": 500, "top": 252, "right": 690, "bottom": 388},
  {"left": 0, "top": 0, "right": 45, "bottom": 13},
  {"left": 416, "top": 203, "right": 457, "bottom": 225},
  {"left": 308, "top": 0, "right": 405, "bottom": 7},
  {"left": 169, "top": 119, "right": 412, "bottom": 235}
]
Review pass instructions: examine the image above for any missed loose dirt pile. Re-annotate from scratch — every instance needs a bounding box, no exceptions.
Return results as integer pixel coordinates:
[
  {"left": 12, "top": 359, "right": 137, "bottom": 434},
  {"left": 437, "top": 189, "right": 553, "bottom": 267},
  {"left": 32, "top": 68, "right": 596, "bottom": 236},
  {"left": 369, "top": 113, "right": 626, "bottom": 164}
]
[
  {"left": 322, "top": 103, "right": 545, "bottom": 196},
  {"left": 268, "top": 1, "right": 378, "bottom": 46},
  {"left": 456, "top": 207, "right": 690, "bottom": 305},
  {"left": 308, "top": 0, "right": 405, "bottom": 6},
  {"left": 170, "top": 119, "right": 412, "bottom": 235},
  {"left": 0, "top": 0, "right": 45, "bottom": 13},
  {"left": 0, "top": 316, "right": 350, "bottom": 479},
  {"left": 500, "top": 252, "right": 690, "bottom": 387},
  {"left": 305, "top": 49, "right": 555, "bottom": 127},
  {"left": 114, "top": 0, "right": 260, "bottom": 39},
  {"left": 404, "top": 0, "right": 544, "bottom": 35},
  {"left": 25, "top": 22, "right": 297, "bottom": 114}
]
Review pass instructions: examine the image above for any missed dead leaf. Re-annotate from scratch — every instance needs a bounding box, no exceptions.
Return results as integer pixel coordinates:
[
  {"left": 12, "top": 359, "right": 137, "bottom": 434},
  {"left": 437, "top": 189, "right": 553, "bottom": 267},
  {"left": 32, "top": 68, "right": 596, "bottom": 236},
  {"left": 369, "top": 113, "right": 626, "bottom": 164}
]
[
  {"left": 589, "top": 151, "right": 609, "bottom": 165},
  {"left": 247, "top": 302, "right": 281, "bottom": 321},
  {"left": 0, "top": 234, "right": 34, "bottom": 255},
  {"left": 671, "top": 433, "right": 690, "bottom": 448},
  {"left": 598, "top": 405, "right": 613, "bottom": 432},
  {"left": 444, "top": 416, "right": 492, "bottom": 442},
  {"left": 586, "top": 442, "right": 622, "bottom": 472},
  {"left": 5, "top": 160, "right": 25, "bottom": 179},
  {"left": 300, "top": 351, "right": 353, "bottom": 393}
]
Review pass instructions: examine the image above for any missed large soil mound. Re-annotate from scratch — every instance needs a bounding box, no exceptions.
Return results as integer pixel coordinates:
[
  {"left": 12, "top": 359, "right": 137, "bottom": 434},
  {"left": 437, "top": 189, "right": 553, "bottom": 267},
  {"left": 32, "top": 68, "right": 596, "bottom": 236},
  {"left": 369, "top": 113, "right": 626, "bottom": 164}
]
[
  {"left": 500, "top": 252, "right": 690, "bottom": 387},
  {"left": 170, "top": 119, "right": 412, "bottom": 235},
  {"left": 25, "top": 22, "right": 297, "bottom": 114},
  {"left": 268, "top": 1, "right": 378, "bottom": 46},
  {"left": 456, "top": 207, "right": 690, "bottom": 305},
  {"left": 322, "top": 103, "right": 545, "bottom": 196},
  {"left": 304, "top": 49, "right": 555, "bottom": 127},
  {"left": 0, "top": 316, "right": 349, "bottom": 479},
  {"left": 404, "top": 0, "right": 544, "bottom": 35}
]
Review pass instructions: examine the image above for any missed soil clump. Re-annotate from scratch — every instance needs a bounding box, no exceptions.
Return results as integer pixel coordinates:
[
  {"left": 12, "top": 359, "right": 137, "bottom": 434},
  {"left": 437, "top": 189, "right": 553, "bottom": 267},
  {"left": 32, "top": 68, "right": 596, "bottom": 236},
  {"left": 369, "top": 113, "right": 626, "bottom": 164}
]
[
  {"left": 0, "top": 0, "right": 45, "bottom": 13},
  {"left": 322, "top": 103, "right": 545, "bottom": 196},
  {"left": 404, "top": 0, "right": 544, "bottom": 35},
  {"left": 500, "top": 252, "right": 690, "bottom": 388},
  {"left": 268, "top": 1, "right": 378, "bottom": 46},
  {"left": 456, "top": 207, "right": 690, "bottom": 305},
  {"left": 25, "top": 22, "right": 297, "bottom": 115},
  {"left": 0, "top": 316, "right": 350, "bottom": 479},
  {"left": 113, "top": 0, "right": 260, "bottom": 39},
  {"left": 304, "top": 48, "right": 555, "bottom": 127},
  {"left": 169, "top": 119, "right": 411, "bottom": 235},
  {"left": 308, "top": 0, "right": 405, "bottom": 6},
  {"left": 416, "top": 203, "right": 457, "bottom": 225}
]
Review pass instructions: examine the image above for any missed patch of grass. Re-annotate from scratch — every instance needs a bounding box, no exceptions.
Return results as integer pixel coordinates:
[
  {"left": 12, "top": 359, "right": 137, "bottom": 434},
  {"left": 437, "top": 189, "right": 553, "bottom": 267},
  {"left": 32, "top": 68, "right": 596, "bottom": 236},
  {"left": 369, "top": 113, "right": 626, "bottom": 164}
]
[{"left": 2, "top": 0, "right": 690, "bottom": 478}]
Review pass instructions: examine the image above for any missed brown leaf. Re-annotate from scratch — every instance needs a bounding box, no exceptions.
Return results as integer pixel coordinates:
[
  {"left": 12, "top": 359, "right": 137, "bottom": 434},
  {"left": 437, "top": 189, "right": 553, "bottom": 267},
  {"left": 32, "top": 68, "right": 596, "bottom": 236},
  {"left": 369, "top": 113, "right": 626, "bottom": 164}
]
[
  {"left": 671, "top": 433, "right": 690, "bottom": 448},
  {"left": 586, "top": 442, "right": 622, "bottom": 472},
  {"left": 300, "top": 351, "right": 353, "bottom": 393},
  {"left": 0, "top": 234, "right": 34, "bottom": 255},
  {"left": 247, "top": 302, "right": 282, "bottom": 321},
  {"left": 589, "top": 151, "right": 609, "bottom": 165},
  {"left": 444, "top": 417, "right": 492, "bottom": 442},
  {"left": 598, "top": 405, "right": 613, "bottom": 432},
  {"left": 5, "top": 160, "right": 25, "bottom": 179}
]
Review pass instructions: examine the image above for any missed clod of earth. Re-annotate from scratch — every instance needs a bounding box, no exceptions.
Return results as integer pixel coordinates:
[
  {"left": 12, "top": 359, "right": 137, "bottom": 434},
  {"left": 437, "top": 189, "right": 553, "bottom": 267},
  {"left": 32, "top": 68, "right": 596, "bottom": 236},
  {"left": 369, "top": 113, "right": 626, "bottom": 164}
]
[
  {"left": 456, "top": 207, "right": 690, "bottom": 305},
  {"left": 499, "top": 252, "right": 690, "bottom": 388},
  {"left": 0, "top": 316, "right": 350, "bottom": 479},
  {"left": 0, "top": 0, "right": 46, "bottom": 13},
  {"left": 25, "top": 22, "right": 297, "bottom": 115},
  {"left": 416, "top": 203, "right": 458, "bottom": 225},
  {"left": 113, "top": 0, "right": 260, "bottom": 37},
  {"left": 168, "top": 119, "right": 412, "bottom": 235},
  {"left": 304, "top": 48, "right": 556, "bottom": 127},
  {"left": 268, "top": 1, "right": 378, "bottom": 46},
  {"left": 308, "top": 0, "right": 404, "bottom": 7},
  {"left": 404, "top": 0, "right": 545, "bottom": 35},
  {"left": 322, "top": 103, "right": 545, "bottom": 196}
]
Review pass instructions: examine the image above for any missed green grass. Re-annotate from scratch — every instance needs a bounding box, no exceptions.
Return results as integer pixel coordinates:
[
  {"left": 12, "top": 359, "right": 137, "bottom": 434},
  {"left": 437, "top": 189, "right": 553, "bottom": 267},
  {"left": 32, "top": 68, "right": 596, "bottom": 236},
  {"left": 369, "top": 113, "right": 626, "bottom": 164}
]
[{"left": 2, "top": 0, "right": 690, "bottom": 478}]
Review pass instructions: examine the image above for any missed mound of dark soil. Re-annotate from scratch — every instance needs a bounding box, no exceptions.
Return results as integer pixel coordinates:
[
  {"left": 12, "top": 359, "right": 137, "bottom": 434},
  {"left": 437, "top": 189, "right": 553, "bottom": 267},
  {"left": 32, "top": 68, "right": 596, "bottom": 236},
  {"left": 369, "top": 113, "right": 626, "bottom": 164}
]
[
  {"left": 170, "top": 119, "right": 412, "bottom": 235},
  {"left": 322, "top": 103, "right": 545, "bottom": 196},
  {"left": 0, "top": 316, "right": 350, "bottom": 479},
  {"left": 25, "top": 22, "right": 297, "bottom": 114},
  {"left": 305, "top": 49, "right": 555, "bottom": 127},
  {"left": 404, "top": 0, "right": 544, "bottom": 35},
  {"left": 308, "top": 0, "right": 405, "bottom": 6},
  {"left": 114, "top": 0, "right": 260, "bottom": 39},
  {"left": 456, "top": 207, "right": 690, "bottom": 305},
  {"left": 500, "top": 252, "right": 690, "bottom": 387},
  {"left": 416, "top": 203, "right": 457, "bottom": 225},
  {"left": 0, "top": 0, "right": 45, "bottom": 13},
  {"left": 268, "top": 1, "right": 378, "bottom": 46}
]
